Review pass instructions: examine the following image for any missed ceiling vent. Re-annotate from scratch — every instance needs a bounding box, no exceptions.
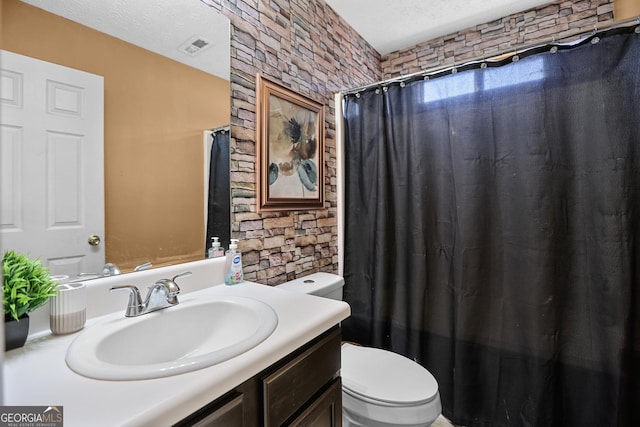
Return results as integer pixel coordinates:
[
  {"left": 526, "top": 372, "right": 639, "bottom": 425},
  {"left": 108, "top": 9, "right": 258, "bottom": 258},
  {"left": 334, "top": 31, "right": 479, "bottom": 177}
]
[{"left": 178, "top": 35, "right": 213, "bottom": 56}]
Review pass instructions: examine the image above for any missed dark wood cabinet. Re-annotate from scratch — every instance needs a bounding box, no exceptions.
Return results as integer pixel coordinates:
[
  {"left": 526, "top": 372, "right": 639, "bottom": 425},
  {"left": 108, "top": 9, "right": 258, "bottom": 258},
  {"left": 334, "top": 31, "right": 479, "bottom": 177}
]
[
  {"left": 175, "top": 327, "right": 342, "bottom": 427},
  {"left": 187, "top": 394, "right": 244, "bottom": 427},
  {"left": 288, "top": 378, "right": 342, "bottom": 427}
]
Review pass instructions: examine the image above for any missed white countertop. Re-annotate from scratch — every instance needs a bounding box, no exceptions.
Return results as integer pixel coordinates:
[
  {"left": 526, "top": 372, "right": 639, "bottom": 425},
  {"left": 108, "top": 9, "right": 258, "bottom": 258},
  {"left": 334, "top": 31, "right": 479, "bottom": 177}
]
[{"left": 3, "top": 281, "right": 350, "bottom": 426}]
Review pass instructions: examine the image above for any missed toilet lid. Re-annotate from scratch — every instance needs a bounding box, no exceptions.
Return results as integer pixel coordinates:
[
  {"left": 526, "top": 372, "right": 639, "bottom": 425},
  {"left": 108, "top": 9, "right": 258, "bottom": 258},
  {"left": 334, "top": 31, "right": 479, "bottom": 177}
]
[{"left": 341, "top": 343, "right": 439, "bottom": 405}]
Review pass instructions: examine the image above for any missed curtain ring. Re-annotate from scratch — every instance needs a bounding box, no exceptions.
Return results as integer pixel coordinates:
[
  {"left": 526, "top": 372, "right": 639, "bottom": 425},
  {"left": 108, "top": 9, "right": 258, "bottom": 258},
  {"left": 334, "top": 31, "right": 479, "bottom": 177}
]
[{"left": 550, "top": 36, "right": 558, "bottom": 54}]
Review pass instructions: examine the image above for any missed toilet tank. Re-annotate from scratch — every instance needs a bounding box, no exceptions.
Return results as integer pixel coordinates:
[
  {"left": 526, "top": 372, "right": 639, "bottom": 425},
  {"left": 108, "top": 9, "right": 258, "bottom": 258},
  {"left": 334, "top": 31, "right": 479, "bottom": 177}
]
[{"left": 276, "top": 272, "right": 344, "bottom": 301}]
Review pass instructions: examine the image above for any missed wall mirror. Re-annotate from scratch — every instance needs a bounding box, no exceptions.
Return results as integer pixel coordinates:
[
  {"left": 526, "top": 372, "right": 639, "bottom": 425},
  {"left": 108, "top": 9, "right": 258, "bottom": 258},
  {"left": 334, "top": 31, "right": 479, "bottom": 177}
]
[{"left": 1, "top": 0, "right": 231, "bottom": 278}]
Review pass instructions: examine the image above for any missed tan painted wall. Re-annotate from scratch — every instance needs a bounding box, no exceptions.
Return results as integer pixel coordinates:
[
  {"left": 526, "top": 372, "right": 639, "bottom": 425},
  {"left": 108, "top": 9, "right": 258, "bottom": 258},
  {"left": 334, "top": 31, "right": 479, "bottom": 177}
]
[
  {"left": 0, "top": 1, "right": 4, "bottom": 49},
  {"left": 615, "top": 0, "right": 640, "bottom": 20},
  {"left": 3, "top": 0, "right": 230, "bottom": 271}
]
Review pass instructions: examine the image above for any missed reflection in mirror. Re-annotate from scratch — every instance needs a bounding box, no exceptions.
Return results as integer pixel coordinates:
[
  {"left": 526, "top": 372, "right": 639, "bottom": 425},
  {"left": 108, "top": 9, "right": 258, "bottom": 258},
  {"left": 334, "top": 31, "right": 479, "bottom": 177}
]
[
  {"left": 1, "top": 0, "right": 231, "bottom": 278},
  {"left": 205, "top": 127, "right": 231, "bottom": 254}
]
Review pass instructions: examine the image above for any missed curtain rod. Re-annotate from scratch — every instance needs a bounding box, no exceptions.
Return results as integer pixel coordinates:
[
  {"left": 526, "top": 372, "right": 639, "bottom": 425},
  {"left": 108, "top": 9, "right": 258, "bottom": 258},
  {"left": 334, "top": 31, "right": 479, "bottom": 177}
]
[
  {"left": 341, "top": 16, "right": 640, "bottom": 96},
  {"left": 210, "top": 125, "right": 230, "bottom": 133}
]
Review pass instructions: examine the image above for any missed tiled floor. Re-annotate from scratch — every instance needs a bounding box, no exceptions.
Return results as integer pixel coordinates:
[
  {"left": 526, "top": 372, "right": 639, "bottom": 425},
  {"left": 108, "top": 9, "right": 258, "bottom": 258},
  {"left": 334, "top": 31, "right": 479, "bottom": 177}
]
[{"left": 432, "top": 415, "right": 461, "bottom": 427}]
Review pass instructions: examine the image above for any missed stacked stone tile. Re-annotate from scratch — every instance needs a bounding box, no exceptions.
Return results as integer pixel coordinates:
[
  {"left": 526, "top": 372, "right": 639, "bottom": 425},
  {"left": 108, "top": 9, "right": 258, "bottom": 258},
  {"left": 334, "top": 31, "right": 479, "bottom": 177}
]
[
  {"left": 210, "top": 0, "right": 613, "bottom": 284},
  {"left": 382, "top": 0, "right": 614, "bottom": 78}
]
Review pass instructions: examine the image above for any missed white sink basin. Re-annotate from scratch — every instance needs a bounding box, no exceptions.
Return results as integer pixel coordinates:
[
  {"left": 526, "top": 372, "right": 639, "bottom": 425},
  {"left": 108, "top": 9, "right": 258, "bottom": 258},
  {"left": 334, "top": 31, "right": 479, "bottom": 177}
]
[{"left": 66, "top": 295, "right": 278, "bottom": 380}]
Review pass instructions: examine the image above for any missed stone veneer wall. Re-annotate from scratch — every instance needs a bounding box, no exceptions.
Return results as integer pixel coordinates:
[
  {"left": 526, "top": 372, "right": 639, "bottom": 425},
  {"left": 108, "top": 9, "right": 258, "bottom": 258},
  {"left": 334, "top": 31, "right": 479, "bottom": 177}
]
[
  {"left": 204, "top": 0, "right": 616, "bottom": 286},
  {"left": 382, "top": 0, "right": 615, "bottom": 79},
  {"left": 203, "top": 0, "right": 381, "bottom": 285}
]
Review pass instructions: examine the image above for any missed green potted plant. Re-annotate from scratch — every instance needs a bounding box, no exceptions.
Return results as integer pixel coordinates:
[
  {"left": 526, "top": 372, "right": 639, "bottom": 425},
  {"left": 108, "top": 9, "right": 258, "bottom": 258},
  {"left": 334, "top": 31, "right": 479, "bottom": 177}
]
[{"left": 3, "top": 250, "right": 57, "bottom": 350}]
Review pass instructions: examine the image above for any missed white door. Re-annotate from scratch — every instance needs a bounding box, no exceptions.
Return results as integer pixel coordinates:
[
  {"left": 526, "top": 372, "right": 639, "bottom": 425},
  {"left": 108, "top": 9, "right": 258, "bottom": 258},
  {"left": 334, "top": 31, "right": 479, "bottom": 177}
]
[{"left": 0, "top": 50, "right": 104, "bottom": 277}]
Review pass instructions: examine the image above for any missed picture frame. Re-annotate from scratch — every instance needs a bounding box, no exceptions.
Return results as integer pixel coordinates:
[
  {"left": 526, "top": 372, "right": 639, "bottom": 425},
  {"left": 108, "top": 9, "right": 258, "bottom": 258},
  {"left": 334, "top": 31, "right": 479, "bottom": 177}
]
[{"left": 256, "top": 73, "right": 325, "bottom": 211}]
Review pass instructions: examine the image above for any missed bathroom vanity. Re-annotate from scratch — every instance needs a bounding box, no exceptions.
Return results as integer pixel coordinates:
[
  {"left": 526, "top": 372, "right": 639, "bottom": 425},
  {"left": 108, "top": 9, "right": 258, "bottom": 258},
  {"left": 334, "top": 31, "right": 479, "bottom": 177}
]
[
  {"left": 177, "top": 327, "right": 342, "bottom": 426},
  {"left": 4, "top": 261, "right": 350, "bottom": 427}
]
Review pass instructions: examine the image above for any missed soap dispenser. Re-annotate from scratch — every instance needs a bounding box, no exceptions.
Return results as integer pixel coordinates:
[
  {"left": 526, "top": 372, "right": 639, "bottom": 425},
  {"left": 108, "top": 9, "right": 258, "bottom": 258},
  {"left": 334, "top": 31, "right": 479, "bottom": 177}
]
[
  {"left": 224, "top": 239, "right": 244, "bottom": 285},
  {"left": 208, "top": 237, "right": 224, "bottom": 258}
]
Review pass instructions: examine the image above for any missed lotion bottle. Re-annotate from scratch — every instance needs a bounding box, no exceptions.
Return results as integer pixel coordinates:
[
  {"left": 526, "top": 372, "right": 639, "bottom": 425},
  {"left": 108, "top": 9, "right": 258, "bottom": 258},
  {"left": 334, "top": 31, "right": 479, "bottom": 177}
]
[
  {"left": 224, "top": 239, "right": 244, "bottom": 285},
  {"left": 208, "top": 237, "right": 224, "bottom": 258}
]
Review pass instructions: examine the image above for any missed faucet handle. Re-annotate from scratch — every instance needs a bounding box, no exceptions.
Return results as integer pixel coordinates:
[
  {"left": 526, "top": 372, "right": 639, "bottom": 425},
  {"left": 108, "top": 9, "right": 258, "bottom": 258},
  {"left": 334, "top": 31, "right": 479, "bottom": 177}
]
[
  {"left": 110, "top": 285, "right": 144, "bottom": 317},
  {"left": 171, "top": 271, "right": 193, "bottom": 282},
  {"left": 134, "top": 262, "right": 152, "bottom": 272},
  {"left": 154, "top": 278, "right": 180, "bottom": 297},
  {"left": 164, "top": 271, "right": 192, "bottom": 293},
  {"left": 153, "top": 271, "right": 191, "bottom": 297},
  {"left": 151, "top": 271, "right": 192, "bottom": 305}
]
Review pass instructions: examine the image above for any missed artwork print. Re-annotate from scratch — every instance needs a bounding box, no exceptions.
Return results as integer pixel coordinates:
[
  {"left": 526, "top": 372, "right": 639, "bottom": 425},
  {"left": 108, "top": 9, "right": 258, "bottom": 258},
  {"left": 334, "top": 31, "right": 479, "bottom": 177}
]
[
  {"left": 256, "top": 74, "right": 325, "bottom": 211},
  {"left": 268, "top": 95, "right": 318, "bottom": 197}
]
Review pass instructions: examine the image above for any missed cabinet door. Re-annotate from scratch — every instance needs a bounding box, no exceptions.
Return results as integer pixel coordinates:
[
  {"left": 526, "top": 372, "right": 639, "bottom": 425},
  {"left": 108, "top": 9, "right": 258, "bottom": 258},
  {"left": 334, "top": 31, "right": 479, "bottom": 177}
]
[
  {"left": 263, "top": 328, "right": 341, "bottom": 426},
  {"left": 289, "top": 378, "right": 342, "bottom": 427},
  {"left": 176, "top": 393, "right": 244, "bottom": 427}
]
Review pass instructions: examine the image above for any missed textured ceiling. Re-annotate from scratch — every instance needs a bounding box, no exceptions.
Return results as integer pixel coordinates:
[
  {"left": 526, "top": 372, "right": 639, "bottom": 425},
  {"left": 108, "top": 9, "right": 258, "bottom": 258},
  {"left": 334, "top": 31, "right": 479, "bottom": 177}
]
[
  {"left": 20, "top": 0, "right": 230, "bottom": 80},
  {"left": 21, "top": 0, "right": 557, "bottom": 78},
  {"left": 324, "top": 0, "right": 553, "bottom": 55}
]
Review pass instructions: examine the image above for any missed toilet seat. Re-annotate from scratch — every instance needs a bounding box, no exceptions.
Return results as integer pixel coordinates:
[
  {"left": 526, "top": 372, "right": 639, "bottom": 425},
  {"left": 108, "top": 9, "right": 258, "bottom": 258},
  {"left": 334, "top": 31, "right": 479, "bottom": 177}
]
[
  {"left": 341, "top": 343, "right": 439, "bottom": 405},
  {"left": 340, "top": 343, "right": 442, "bottom": 426}
]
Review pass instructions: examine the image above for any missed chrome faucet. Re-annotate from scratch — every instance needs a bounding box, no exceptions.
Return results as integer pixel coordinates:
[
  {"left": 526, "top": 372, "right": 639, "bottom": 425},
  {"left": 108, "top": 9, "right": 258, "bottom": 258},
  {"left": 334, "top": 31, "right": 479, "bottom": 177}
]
[
  {"left": 102, "top": 263, "right": 121, "bottom": 276},
  {"left": 77, "top": 262, "right": 121, "bottom": 279},
  {"left": 110, "top": 271, "right": 192, "bottom": 317},
  {"left": 78, "top": 261, "right": 152, "bottom": 280}
]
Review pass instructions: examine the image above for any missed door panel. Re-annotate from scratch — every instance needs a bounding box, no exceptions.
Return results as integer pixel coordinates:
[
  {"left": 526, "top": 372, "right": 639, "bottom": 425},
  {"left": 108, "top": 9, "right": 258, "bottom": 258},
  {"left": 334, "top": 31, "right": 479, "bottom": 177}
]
[{"left": 0, "top": 50, "right": 104, "bottom": 276}]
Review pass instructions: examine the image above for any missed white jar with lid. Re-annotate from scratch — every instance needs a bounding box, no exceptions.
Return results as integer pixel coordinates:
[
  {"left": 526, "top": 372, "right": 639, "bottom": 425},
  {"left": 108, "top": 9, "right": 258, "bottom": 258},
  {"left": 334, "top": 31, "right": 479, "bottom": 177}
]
[{"left": 49, "top": 278, "right": 86, "bottom": 335}]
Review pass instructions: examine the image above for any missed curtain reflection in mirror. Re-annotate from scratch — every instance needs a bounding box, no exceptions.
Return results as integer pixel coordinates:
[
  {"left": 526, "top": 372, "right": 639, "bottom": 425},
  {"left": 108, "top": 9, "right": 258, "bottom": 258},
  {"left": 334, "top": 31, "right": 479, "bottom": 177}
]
[{"left": 205, "top": 127, "right": 231, "bottom": 255}]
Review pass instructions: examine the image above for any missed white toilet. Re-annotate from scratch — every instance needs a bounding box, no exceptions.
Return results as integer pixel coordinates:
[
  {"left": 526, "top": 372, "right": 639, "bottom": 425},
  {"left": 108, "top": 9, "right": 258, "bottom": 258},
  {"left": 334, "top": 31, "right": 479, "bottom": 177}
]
[{"left": 277, "top": 272, "right": 442, "bottom": 427}]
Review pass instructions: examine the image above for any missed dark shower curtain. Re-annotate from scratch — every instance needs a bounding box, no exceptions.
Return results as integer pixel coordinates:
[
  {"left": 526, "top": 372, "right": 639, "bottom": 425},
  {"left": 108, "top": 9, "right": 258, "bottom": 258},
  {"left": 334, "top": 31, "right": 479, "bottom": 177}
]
[
  {"left": 205, "top": 128, "right": 230, "bottom": 252},
  {"left": 342, "top": 27, "right": 639, "bottom": 427}
]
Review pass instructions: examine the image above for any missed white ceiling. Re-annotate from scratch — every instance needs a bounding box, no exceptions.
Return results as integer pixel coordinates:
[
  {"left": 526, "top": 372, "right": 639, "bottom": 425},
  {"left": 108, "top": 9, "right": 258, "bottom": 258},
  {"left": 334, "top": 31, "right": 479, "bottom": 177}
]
[
  {"left": 20, "top": 0, "right": 230, "bottom": 80},
  {"left": 324, "top": 0, "right": 553, "bottom": 55},
  {"left": 21, "top": 0, "right": 555, "bottom": 77}
]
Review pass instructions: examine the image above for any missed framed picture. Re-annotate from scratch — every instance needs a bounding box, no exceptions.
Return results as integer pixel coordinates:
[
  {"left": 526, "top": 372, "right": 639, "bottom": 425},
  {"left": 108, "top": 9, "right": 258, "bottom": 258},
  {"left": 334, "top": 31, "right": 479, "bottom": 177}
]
[{"left": 256, "top": 74, "right": 325, "bottom": 211}]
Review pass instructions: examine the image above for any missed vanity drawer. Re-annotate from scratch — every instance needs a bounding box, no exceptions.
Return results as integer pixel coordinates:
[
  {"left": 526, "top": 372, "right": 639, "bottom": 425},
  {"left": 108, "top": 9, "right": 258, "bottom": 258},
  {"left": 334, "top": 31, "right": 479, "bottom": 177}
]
[{"left": 263, "top": 327, "right": 341, "bottom": 426}]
